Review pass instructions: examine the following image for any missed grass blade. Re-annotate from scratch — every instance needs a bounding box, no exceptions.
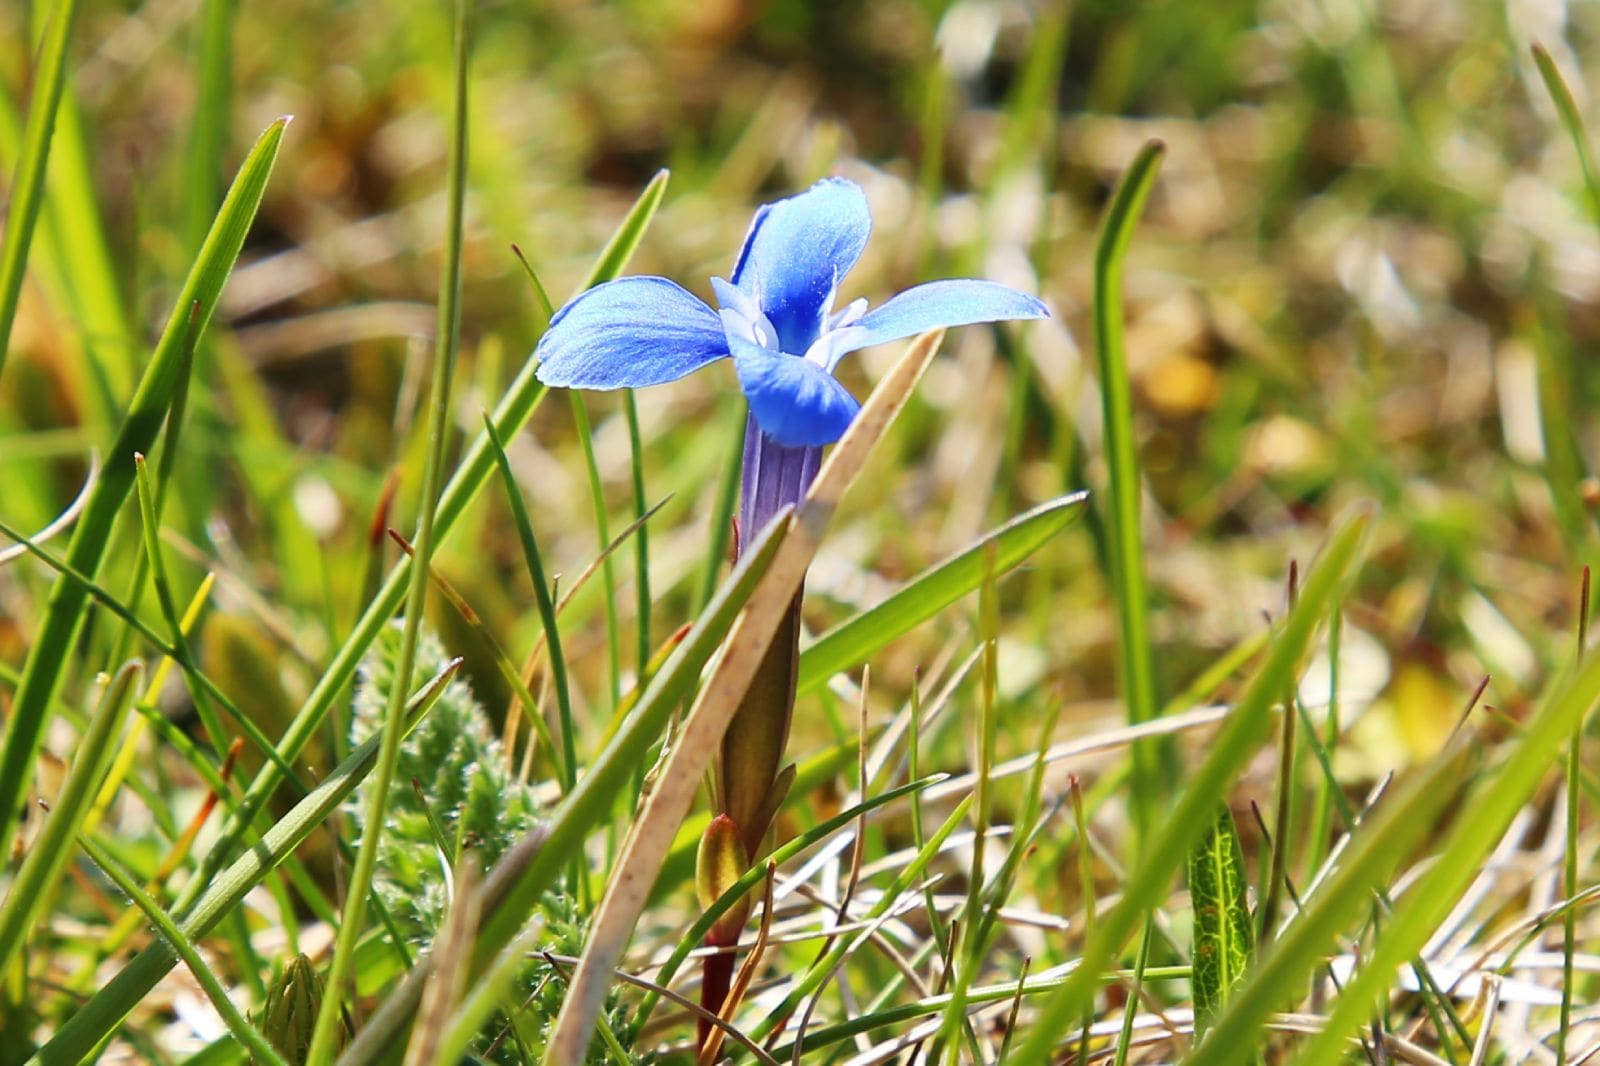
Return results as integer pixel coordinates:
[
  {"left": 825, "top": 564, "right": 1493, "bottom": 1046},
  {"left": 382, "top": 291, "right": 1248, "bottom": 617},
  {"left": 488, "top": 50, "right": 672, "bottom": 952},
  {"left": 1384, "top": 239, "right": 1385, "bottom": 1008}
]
[
  {"left": 1007, "top": 505, "right": 1371, "bottom": 1065},
  {"left": 305, "top": 3, "right": 470, "bottom": 1059},
  {"left": 1091, "top": 139, "right": 1167, "bottom": 843},
  {"left": 0, "top": 115, "right": 289, "bottom": 860},
  {"left": 576, "top": 169, "right": 670, "bottom": 292},
  {"left": 0, "top": 0, "right": 78, "bottom": 380},
  {"left": 1532, "top": 44, "right": 1600, "bottom": 234},
  {"left": 796, "top": 491, "right": 1087, "bottom": 697},
  {"left": 32, "top": 658, "right": 462, "bottom": 1065},
  {"left": 78, "top": 835, "right": 290, "bottom": 1066},
  {"left": 0, "top": 660, "right": 139, "bottom": 980},
  {"left": 484, "top": 414, "right": 576, "bottom": 791}
]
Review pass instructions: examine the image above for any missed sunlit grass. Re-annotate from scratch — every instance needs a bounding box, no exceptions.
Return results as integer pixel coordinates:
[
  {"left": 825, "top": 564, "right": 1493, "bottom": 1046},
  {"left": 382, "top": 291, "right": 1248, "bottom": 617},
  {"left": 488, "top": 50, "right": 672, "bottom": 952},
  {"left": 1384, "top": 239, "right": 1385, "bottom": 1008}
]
[{"left": 1, "top": 0, "right": 1598, "bottom": 1063}]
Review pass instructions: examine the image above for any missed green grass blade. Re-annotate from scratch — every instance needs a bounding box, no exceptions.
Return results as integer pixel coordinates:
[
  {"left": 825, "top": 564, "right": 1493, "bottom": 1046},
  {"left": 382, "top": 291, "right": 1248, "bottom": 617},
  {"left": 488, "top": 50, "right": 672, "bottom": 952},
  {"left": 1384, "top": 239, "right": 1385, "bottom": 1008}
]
[
  {"left": 576, "top": 169, "right": 669, "bottom": 292},
  {"left": 624, "top": 392, "right": 650, "bottom": 677},
  {"left": 0, "top": 660, "right": 139, "bottom": 981},
  {"left": 305, "top": 3, "right": 470, "bottom": 1059},
  {"left": 1007, "top": 505, "right": 1371, "bottom": 1065},
  {"left": 483, "top": 414, "right": 576, "bottom": 791},
  {"left": 0, "top": 115, "right": 288, "bottom": 860},
  {"left": 31, "top": 658, "right": 461, "bottom": 1065},
  {"left": 1188, "top": 805, "right": 1253, "bottom": 1038},
  {"left": 185, "top": 0, "right": 236, "bottom": 254},
  {"left": 336, "top": 516, "right": 789, "bottom": 1064},
  {"left": 1532, "top": 44, "right": 1600, "bottom": 233},
  {"left": 0, "top": 0, "right": 78, "bottom": 381},
  {"left": 796, "top": 492, "right": 1087, "bottom": 696},
  {"left": 1091, "top": 139, "right": 1167, "bottom": 843},
  {"left": 1278, "top": 640, "right": 1600, "bottom": 1066},
  {"left": 78, "top": 835, "right": 290, "bottom": 1066}
]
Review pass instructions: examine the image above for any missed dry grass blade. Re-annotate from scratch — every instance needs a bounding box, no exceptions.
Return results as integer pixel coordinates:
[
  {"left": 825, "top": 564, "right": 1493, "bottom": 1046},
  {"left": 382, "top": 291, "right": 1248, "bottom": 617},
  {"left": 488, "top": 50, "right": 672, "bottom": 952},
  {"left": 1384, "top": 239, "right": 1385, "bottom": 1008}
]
[
  {"left": 406, "top": 858, "right": 481, "bottom": 1066},
  {"left": 541, "top": 328, "right": 946, "bottom": 1064}
]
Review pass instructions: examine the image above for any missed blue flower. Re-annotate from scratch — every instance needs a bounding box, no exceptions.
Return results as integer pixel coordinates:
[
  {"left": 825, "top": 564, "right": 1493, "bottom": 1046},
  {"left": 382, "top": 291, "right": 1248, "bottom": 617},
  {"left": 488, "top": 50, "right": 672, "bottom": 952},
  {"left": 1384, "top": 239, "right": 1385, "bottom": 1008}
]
[{"left": 534, "top": 177, "right": 1049, "bottom": 449}]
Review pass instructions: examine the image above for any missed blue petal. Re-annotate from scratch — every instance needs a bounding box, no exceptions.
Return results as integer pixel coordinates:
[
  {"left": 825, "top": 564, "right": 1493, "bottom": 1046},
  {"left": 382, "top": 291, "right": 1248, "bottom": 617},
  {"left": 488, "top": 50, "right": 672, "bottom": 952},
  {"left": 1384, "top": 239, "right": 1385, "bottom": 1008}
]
[
  {"left": 730, "top": 337, "right": 860, "bottom": 447},
  {"left": 535, "top": 276, "right": 728, "bottom": 389},
  {"left": 730, "top": 178, "right": 871, "bottom": 356},
  {"left": 848, "top": 280, "right": 1049, "bottom": 354}
]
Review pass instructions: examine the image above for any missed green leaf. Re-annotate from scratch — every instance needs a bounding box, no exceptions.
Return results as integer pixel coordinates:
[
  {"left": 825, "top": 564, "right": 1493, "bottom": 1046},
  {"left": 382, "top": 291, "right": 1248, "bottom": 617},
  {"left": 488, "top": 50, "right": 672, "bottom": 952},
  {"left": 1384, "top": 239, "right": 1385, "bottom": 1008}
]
[
  {"left": 1188, "top": 805, "right": 1253, "bottom": 1038},
  {"left": 796, "top": 491, "right": 1087, "bottom": 696},
  {"left": 0, "top": 115, "right": 289, "bottom": 862}
]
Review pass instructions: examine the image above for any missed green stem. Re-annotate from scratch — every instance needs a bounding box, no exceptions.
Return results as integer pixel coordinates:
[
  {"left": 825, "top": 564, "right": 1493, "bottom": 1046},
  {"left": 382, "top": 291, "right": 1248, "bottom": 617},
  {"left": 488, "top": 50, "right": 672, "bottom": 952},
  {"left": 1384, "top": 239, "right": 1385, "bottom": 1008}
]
[{"left": 304, "top": 3, "right": 469, "bottom": 1062}]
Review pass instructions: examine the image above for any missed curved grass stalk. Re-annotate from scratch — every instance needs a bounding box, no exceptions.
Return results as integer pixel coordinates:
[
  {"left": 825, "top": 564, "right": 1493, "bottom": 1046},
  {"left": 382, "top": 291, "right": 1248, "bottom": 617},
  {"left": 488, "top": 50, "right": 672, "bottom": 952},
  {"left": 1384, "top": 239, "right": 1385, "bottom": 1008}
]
[
  {"left": 1091, "top": 138, "right": 1167, "bottom": 845},
  {"left": 78, "top": 834, "right": 289, "bottom": 1066}
]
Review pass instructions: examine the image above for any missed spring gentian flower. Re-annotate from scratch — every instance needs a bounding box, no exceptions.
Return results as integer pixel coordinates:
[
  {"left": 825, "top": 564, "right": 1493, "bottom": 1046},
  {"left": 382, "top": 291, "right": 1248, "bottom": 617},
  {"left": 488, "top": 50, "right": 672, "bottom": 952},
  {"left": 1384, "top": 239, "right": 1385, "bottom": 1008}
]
[
  {"left": 535, "top": 177, "right": 1048, "bottom": 550},
  {"left": 536, "top": 178, "right": 1047, "bottom": 1045}
]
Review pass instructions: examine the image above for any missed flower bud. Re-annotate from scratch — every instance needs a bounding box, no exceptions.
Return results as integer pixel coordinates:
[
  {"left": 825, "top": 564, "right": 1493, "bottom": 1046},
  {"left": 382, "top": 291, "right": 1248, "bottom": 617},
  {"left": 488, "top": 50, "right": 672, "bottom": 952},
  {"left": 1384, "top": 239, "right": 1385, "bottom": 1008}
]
[
  {"left": 695, "top": 813, "right": 752, "bottom": 944},
  {"left": 255, "top": 953, "right": 331, "bottom": 1065}
]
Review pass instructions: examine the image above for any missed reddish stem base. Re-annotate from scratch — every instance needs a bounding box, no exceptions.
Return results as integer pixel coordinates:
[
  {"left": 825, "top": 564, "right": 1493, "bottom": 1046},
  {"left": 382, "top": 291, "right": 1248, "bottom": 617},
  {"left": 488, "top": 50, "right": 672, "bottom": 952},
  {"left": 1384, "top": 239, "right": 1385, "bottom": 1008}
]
[{"left": 698, "top": 943, "right": 737, "bottom": 1050}]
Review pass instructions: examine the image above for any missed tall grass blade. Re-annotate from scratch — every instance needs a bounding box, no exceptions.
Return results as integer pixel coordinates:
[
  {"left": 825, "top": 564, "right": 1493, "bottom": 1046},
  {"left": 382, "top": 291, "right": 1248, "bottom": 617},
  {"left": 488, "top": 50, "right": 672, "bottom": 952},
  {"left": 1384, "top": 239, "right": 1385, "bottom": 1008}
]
[
  {"left": 305, "top": 2, "right": 470, "bottom": 1059},
  {"left": 0, "top": 0, "right": 78, "bottom": 381},
  {"left": 0, "top": 115, "right": 288, "bottom": 860},
  {"left": 78, "top": 835, "right": 290, "bottom": 1066},
  {"left": 1532, "top": 44, "right": 1600, "bottom": 233},
  {"left": 484, "top": 415, "right": 576, "bottom": 791},
  {"left": 576, "top": 169, "right": 670, "bottom": 292},
  {"left": 1007, "top": 505, "right": 1371, "bottom": 1065},
  {"left": 1091, "top": 139, "right": 1166, "bottom": 843},
  {"left": 185, "top": 0, "right": 237, "bottom": 254}
]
